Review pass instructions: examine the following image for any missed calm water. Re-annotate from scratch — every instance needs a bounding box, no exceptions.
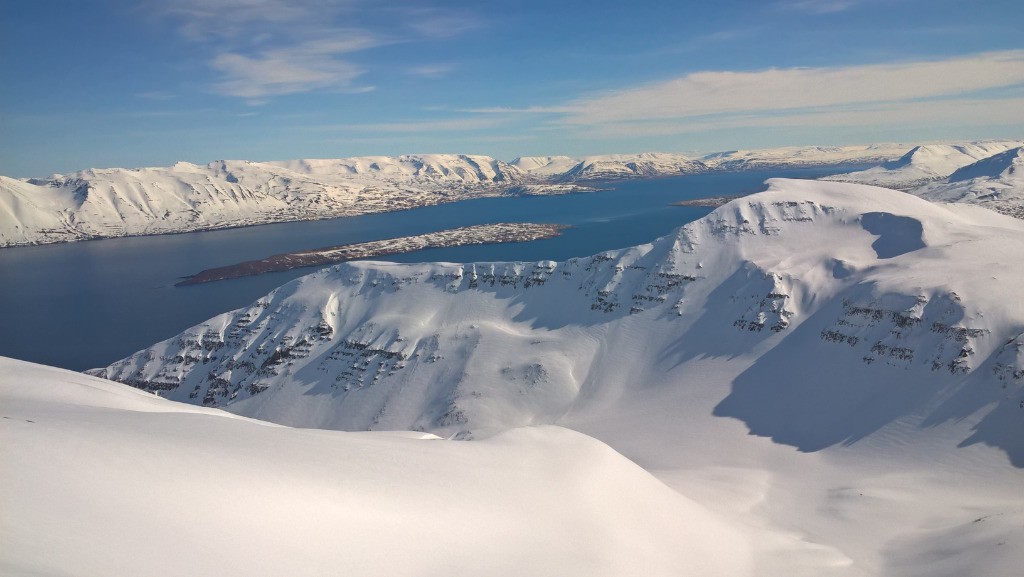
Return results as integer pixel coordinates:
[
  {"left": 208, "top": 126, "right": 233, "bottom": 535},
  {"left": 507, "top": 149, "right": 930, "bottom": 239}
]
[{"left": 0, "top": 167, "right": 857, "bottom": 370}]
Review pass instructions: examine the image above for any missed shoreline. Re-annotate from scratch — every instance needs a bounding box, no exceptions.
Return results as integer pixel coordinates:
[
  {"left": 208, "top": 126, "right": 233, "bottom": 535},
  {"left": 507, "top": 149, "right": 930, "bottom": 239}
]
[{"left": 176, "top": 222, "right": 568, "bottom": 286}]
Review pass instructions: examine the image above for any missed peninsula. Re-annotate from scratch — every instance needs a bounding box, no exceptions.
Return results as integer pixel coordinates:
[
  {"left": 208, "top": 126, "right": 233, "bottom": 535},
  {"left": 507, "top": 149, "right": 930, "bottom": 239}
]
[{"left": 176, "top": 222, "right": 567, "bottom": 286}]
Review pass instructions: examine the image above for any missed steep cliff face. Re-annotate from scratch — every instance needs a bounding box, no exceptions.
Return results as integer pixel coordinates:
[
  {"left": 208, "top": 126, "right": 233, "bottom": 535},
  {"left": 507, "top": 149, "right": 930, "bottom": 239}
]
[{"left": 93, "top": 179, "right": 1024, "bottom": 464}]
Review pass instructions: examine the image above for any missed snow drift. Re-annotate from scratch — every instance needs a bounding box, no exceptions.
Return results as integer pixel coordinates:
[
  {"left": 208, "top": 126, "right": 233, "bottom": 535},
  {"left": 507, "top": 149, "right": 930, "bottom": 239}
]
[{"left": 0, "top": 357, "right": 750, "bottom": 577}]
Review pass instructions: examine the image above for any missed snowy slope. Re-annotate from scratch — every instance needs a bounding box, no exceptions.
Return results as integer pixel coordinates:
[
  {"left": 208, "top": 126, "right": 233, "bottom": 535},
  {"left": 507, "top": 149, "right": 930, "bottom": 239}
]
[
  {"left": 823, "top": 141, "right": 1024, "bottom": 190},
  {"left": 912, "top": 146, "right": 1024, "bottom": 219},
  {"left": 509, "top": 155, "right": 581, "bottom": 176},
  {"left": 701, "top": 143, "right": 910, "bottom": 170},
  {"left": 555, "top": 152, "right": 707, "bottom": 181},
  {"left": 6, "top": 141, "right": 1020, "bottom": 247},
  {"left": 91, "top": 178, "right": 1024, "bottom": 575},
  {"left": 1, "top": 357, "right": 751, "bottom": 577},
  {"left": 96, "top": 179, "right": 1024, "bottom": 458},
  {"left": 0, "top": 155, "right": 525, "bottom": 247}
]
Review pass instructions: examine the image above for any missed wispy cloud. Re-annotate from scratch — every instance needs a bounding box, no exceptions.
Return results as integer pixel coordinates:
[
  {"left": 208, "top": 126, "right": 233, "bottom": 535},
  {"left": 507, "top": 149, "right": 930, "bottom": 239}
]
[
  {"left": 569, "top": 97, "right": 1024, "bottom": 139},
  {"left": 560, "top": 51, "right": 1024, "bottom": 127},
  {"left": 302, "top": 116, "right": 511, "bottom": 134},
  {"left": 402, "top": 8, "right": 483, "bottom": 39},
  {"left": 149, "top": 0, "right": 479, "bottom": 101},
  {"left": 211, "top": 37, "right": 379, "bottom": 98},
  {"left": 775, "top": 0, "right": 860, "bottom": 14},
  {"left": 135, "top": 90, "right": 177, "bottom": 101},
  {"left": 408, "top": 63, "right": 456, "bottom": 78}
]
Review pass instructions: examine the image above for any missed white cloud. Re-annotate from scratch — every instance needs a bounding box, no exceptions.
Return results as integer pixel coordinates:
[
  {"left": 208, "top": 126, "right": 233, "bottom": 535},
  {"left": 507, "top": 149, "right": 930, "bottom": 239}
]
[
  {"left": 304, "top": 116, "right": 511, "bottom": 133},
  {"left": 408, "top": 63, "right": 456, "bottom": 78},
  {"left": 148, "top": 0, "right": 479, "bottom": 100},
  {"left": 403, "top": 8, "right": 483, "bottom": 39},
  {"left": 211, "top": 51, "right": 362, "bottom": 99},
  {"left": 570, "top": 97, "right": 1024, "bottom": 139},
  {"left": 775, "top": 0, "right": 860, "bottom": 14},
  {"left": 562, "top": 51, "right": 1024, "bottom": 126},
  {"left": 210, "top": 35, "right": 380, "bottom": 98}
]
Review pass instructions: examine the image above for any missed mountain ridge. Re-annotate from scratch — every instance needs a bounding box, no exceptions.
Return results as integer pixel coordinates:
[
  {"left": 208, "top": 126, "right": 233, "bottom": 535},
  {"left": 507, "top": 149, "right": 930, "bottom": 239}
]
[
  {"left": 91, "top": 178, "right": 1024, "bottom": 465},
  {"left": 5, "top": 140, "right": 1022, "bottom": 248}
]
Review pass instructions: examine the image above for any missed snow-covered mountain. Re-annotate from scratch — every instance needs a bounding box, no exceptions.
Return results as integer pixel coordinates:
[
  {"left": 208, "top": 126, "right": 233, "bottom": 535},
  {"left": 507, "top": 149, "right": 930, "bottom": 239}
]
[
  {"left": 823, "top": 141, "right": 1024, "bottom": 190},
  {"left": 4, "top": 140, "right": 1022, "bottom": 247},
  {"left": 1, "top": 357, "right": 748, "bottom": 577},
  {"left": 94, "top": 179, "right": 1024, "bottom": 461},
  {"left": 15, "top": 178, "right": 1024, "bottom": 575},
  {"left": 912, "top": 146, "right": 1024, "bottom": 219},
  {"left": 84, "top": 178, "right": 1024, "bottom": 575},
  {"left": 700, "top": 143, "right": 911, "bottom": 170},
  {"left": 551, "top": 152, "right": 708, "bottom": 181},
  {"left": 0, "top": 154, "right": 526, "bottom": 247},
  {"left": 509, "top": 155, "right": 581, "bottom": 176}
]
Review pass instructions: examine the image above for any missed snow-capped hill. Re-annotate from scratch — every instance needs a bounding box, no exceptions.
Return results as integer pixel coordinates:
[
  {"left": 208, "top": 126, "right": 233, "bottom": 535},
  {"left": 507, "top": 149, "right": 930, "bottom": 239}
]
[
  {"left": 555, "top": 152, "right": 707, "bottom": 181},
  {"left": 824, "top": 140, "right": 1024, "bottom": 190},
  {"left": 94, "top": 179, "right": 1024, "bottom": 465},
  {"left": 946, "top": 146, "right": 1024, "bottom": 182},
  {"left": 268, "top": 154, "right": 524, "bottom": 184},
  {"left": 509, "top": 155, "right": 581, "bottom": 177},
  {"left": 4, "top": 356, "right": 750, "bottom": 577},
  {"left": 912, "top": 147, "right": 1024, "bottom": 219},
  {"left": 0, "top": 155, "right": 527, "bottom": 247},
  {"left": 0, "top": 175, "right": 85, "bottom": 246},
  {"left": 701, "top": 143, "right": 910, "bottom": 170}
]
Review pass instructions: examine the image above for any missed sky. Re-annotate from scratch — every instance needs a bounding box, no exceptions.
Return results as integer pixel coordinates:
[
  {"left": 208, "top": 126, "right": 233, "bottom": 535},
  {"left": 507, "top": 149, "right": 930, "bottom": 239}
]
[{"left": 1, "top": 0, "right": 1022, "bottom": 177}]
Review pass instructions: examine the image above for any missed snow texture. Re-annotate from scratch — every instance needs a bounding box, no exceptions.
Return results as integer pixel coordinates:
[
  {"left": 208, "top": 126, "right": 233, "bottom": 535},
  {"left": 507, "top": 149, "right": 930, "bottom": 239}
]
[
  {"left": 824, "top": 141, "right": 1024, "bottom": 218},
  {"left": 93, "top": 179, "right": 1024, "bottom": 467},
  {"left": 5, "top": 142, "right": 992, "bottom": 247},
  {"left": 1, "top": 357, "right": 749, "bottom": 577},
  {"left": 10, "top": 178, "right": 1024, "bottom": 576}
]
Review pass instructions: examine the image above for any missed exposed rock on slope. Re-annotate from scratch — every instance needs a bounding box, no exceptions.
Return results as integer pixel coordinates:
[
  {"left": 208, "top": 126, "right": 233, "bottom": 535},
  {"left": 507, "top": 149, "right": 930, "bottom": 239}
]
[{"left": 94, "top": 179, "right": 1024, "bottom": 465}]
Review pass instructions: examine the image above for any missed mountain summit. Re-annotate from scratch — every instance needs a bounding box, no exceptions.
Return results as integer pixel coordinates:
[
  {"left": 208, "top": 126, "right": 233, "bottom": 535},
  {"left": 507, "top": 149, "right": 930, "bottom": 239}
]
[{"left": 93, "top": 178, "right": 1024, "bottom": 465}]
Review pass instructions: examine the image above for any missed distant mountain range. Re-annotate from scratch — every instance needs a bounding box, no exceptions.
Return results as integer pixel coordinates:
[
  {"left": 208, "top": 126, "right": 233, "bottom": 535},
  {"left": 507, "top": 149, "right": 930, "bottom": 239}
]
[
  {"left": 3, "top": 140, "right": 1022, "bottom": 247},
  {"left": 825, "top": 141, "right": 1024, "bottom": 218}
]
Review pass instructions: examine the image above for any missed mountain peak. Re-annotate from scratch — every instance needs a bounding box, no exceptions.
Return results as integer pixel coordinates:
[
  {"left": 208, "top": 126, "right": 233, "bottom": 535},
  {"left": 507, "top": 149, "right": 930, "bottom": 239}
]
[{"left": 92, "top": 179, "right": 1024, "bottom": 466}]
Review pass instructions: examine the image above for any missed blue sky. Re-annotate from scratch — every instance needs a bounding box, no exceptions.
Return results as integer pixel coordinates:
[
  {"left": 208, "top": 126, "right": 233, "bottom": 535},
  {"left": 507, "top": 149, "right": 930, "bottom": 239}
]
[{"left": 2, "top": 0, "right": 1022, "bottom": 177}]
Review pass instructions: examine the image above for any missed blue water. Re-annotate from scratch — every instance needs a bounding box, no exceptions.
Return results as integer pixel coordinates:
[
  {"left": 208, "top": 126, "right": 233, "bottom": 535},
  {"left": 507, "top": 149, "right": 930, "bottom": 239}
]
[{"left": 0, "top": 167, "right": 859, "bottom": 370}]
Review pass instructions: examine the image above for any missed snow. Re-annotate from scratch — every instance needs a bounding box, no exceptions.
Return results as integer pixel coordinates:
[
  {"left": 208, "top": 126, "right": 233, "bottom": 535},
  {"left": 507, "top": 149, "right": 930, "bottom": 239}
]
[
  {"left": 822, "top": 141, "right": 1024, "bottom": 219},
  {"left": 509, "top": 155, "right": 581, "bottom": 176},
  {"left": 913, "top": 146, "right": 1024, "bottom": 219},
  {"left": 700, "top": 143, "right": 911, "bottom": 170},
  {"left": 4, "top": 140, "right": 1019, "bottom": 247},
  {"left": 1, "top": 357, "right": 751, "bottom": 577},
  {"left": 823, "top": 141, "right": 1024, "bottom": 190},
  {"left": 95, "top": 179, "right": 1024, "bottom": 455},
  {"left": 10, "top": 177, "right": 1024, "bottom": 575},
  {"left": 0, "top": 155, "right": 528, "bottom": 247}
]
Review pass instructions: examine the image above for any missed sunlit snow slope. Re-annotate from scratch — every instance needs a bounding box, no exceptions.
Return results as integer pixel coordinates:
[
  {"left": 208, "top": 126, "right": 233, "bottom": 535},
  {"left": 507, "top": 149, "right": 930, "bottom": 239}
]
[
  {"left": 0, "top": 357, "right": 750, "bottom": 577},
  {"left": 912, "top": 146, "right": 1024, "bottom": 219},
  {"left": 21, "top": 177, "right": 1024, "bottom": 576},
  {"left": 0, "top": 155, "right": 525, "bottom": 247},
  {"left": 96, "top": 179, "right": 1024, "bottom": 465},
  {"left": 824, "top": 141, "right": 1024, "bottom": 189}
]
